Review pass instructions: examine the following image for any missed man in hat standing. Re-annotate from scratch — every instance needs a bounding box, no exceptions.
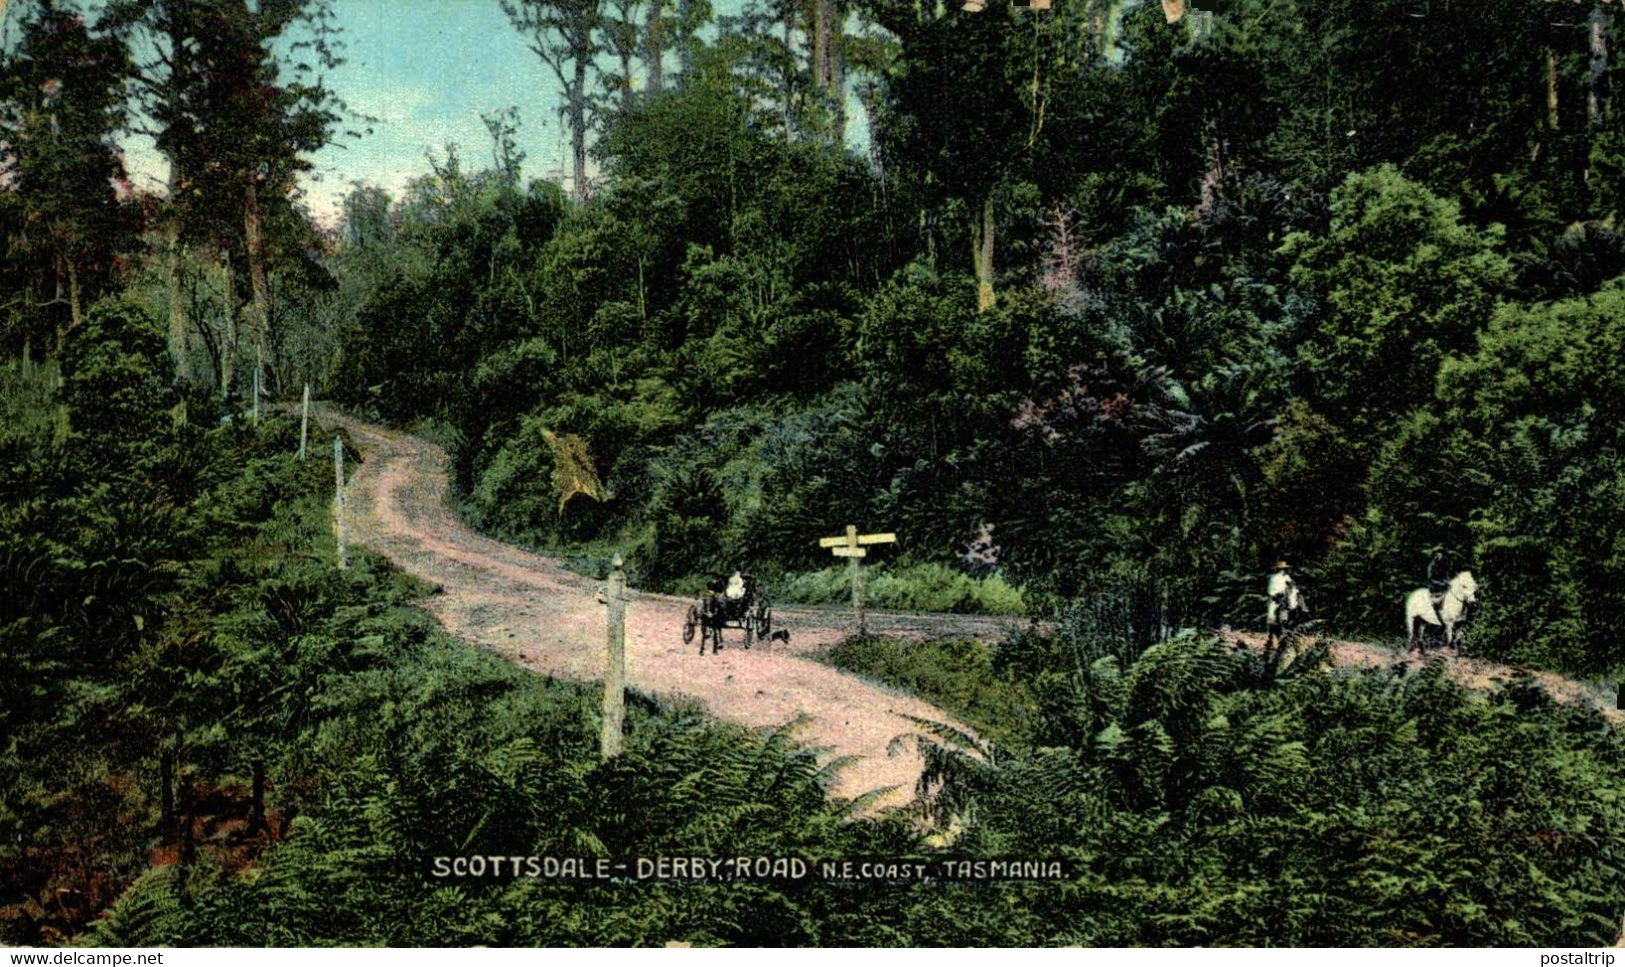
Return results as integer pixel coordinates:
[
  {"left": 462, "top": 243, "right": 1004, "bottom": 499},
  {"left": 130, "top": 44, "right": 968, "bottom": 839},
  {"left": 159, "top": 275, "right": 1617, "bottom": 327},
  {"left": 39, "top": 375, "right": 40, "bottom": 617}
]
[{"left": 1265, "top": 560, "right": 1301, "bottom": 646}]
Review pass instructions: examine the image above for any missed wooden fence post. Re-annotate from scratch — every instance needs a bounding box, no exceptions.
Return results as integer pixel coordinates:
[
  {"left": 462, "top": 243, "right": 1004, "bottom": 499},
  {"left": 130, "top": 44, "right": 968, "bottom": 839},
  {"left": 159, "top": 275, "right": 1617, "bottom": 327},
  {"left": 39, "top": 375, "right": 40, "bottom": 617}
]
[
  {"left": 299, "top": 383, "right": 311, "bottom": 460},
  {"left": 333, "top": 435, "right": 348, "bottom": 571},
  {"left": 601, "top": 556, "right": 627, "bottom": 759}
]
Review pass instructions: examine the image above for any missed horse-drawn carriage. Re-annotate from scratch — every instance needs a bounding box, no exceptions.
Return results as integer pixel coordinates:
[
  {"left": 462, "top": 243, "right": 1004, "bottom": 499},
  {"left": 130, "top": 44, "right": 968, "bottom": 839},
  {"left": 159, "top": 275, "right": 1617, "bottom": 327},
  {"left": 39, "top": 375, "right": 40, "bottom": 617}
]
[{"left": 683, "top": 572, "right": 774, "bottom": 654}]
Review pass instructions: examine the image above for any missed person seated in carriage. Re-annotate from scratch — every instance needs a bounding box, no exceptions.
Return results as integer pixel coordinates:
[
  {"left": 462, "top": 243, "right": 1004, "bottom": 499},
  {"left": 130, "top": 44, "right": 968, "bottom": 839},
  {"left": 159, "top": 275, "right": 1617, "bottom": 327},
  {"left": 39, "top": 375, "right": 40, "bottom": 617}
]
[
  {"left": 685, "top": 570, "right": 776, "bottom": 654},
  {"left": 708, "top": 569, "right": 755, "bottom": 619}
]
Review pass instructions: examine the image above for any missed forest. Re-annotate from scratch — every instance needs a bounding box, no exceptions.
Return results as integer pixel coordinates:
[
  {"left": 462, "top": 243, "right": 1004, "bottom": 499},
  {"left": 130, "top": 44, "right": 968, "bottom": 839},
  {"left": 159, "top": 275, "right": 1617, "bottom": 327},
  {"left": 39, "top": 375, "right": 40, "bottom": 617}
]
[{"left": 6, "top": 0, "right": 1625, "bottom": 948}]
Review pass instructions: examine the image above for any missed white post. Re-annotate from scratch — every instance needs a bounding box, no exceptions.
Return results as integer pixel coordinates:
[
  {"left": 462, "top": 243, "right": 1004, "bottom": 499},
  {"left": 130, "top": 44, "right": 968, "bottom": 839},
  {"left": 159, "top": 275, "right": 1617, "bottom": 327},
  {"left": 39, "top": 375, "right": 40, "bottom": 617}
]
[
  {"left": 252, "top": 344, "right": 262, "bottom": 425},
  {"left": 333, "top": 435, "right": 348, "bottom": 571},
  {"left": 601, "top": 556, "right": 627, "bottom": 759},
  {"left": 299, "top": 383, "right": 311, "bottom": 460}
]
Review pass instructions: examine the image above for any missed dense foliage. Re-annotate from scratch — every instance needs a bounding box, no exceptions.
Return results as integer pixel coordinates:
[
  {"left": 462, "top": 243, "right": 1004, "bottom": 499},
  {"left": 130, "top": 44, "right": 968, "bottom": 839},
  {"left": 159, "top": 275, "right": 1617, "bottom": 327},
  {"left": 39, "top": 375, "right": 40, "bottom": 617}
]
[{"left": 300, "top": 0, "right": 1625, "bottom": 670}]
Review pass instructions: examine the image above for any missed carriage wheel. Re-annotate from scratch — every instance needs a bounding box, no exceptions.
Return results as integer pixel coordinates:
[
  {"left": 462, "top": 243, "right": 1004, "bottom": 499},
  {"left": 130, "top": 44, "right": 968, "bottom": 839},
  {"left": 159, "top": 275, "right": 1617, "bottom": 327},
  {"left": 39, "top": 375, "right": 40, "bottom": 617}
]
[
  {"left": 755, "top": 602, "right": 772, "bottom": 641},
  {"left": 683, "top": 605, "right": 699, "bottom": 647}
]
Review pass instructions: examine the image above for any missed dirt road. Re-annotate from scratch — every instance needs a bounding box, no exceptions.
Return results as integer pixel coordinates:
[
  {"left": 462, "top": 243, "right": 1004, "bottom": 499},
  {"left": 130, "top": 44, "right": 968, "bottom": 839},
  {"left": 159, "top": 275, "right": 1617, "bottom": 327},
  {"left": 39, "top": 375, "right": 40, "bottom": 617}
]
[
  {"left": 1219, "top": 628, "right": 1623, "bottom": 723},
  {"left": 319, "top": 412, "right": 1621, "bottom": 814},
  {"left": 321, "top": 412, "right": 1014, "bottom": 810}
]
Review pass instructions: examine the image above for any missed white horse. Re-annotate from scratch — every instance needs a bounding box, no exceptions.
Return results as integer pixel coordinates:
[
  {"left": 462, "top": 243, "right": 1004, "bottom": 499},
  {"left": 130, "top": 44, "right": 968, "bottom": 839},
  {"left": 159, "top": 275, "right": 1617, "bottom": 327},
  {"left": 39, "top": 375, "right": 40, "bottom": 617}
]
[{"left": 1404, "top": 570, "right": 1477, "bottom": 651}]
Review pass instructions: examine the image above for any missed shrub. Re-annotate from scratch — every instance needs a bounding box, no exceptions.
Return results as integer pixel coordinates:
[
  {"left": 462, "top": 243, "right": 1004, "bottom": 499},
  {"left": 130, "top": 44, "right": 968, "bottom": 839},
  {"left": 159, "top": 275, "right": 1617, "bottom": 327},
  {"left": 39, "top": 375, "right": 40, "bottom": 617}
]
[
  {"left": 777, "top": 563, "right": 1027, "bottom": 616},
  {"left": 818, "top": 635, "right": 1039, "bottom": 745}
]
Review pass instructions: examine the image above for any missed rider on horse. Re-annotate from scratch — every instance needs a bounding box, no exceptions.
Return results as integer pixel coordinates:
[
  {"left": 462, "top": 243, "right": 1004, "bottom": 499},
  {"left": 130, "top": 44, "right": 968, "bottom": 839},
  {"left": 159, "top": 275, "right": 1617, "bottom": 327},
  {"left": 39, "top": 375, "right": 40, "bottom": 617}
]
[
  {"left": 1267, "top": 560, "right": 1295, "bottom": 610},
  {"left": 1427, "top": 549, "right": 1455, "bottom": 611}
]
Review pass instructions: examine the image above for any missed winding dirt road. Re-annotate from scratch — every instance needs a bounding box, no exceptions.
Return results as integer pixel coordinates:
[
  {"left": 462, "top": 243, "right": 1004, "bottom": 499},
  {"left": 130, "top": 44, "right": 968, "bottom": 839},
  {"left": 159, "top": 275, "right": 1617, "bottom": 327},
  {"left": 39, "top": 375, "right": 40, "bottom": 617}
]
[
  {"left": 319, "top": 412, "right": 1621, "bottom": 814},
  {"left": 321, "top": 412, "right": 1021, "bottom": 810}
]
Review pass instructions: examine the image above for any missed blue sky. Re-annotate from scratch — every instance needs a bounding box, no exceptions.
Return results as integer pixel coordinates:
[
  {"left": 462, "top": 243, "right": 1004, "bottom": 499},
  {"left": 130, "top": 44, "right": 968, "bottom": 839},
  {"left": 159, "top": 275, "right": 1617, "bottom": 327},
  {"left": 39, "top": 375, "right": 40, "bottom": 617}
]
[
  {"left": 111, "top": 0, "right": 751, "bottom": 224},
  {"left": 115, "top": 0, "right": 597, "bottom": 222},
  {"left": 0, "top": 0, "right": 873, "bottom": 225}
]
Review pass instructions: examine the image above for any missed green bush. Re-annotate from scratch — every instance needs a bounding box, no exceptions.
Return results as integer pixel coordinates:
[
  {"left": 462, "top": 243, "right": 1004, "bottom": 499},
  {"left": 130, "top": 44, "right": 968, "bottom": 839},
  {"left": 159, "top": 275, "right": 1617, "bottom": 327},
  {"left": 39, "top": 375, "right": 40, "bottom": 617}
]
[
  {"left": 465, "top": 414, "right": 560, "bottom": 545},
  {"left": 778, "top": 563, "right": 1027, "bottom": 616},
  {"left": 818, "top": 636, "right": 1039, "bottom": 745}
]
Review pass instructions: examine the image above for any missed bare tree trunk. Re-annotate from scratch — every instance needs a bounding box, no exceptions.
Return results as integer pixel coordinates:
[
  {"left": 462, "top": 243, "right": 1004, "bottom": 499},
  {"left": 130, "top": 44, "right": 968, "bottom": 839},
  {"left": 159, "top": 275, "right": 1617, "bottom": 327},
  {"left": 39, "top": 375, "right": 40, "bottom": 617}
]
[
  {"left": 811, "top": 0, "right": 846, "bottom": 141},
  {"left": 571, "top": 59, "right": 591, "bottom": 202},
  {"left": 222, "top": 253, "right": 238, "bottom": 402},
  {"left": 619, "top": 47, "right": 635, "bottom": 110},
  {"left": 1590, "top": 2, "right": 1609, "bottom": 128},
  {"left": 782, "top": 9, "right": 795, "bottom": 132},
  {"left": 829, "top": 1, "right": 846, "bottom": 144},
  {"left": 244, "top": 180, "right": 272, "bottom": 403},
  {"left": 192, "top": 274, "right": 222, "bottom": 395},
  {"left": 645, "top": 0, "right": 665, "bottom": 92},
  {"left": 66, "top": 258, "right": 81, "bottom": 331},
  {"left": 813, "top": 0, "right": 830, "bottom": 91},
  {"left": 972, "top": 191, "right": 996, "bottom": 312},
  {"left": 167, "top": 166, "right": 190, "bottom": 382},
  {"left": 677, "top": 0, "right": 695, "bottom": 75},
  {"left": 1549, "top": 47, "right": 1561, "bottom": 131}
]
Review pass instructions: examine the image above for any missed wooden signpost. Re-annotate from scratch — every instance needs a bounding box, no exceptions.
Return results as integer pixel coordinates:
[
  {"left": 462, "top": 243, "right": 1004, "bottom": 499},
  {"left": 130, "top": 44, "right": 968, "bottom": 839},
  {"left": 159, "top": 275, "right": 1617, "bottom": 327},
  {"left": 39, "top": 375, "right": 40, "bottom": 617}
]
[{"left": 819, "top": 525, "right": 897, "bottom": 634}]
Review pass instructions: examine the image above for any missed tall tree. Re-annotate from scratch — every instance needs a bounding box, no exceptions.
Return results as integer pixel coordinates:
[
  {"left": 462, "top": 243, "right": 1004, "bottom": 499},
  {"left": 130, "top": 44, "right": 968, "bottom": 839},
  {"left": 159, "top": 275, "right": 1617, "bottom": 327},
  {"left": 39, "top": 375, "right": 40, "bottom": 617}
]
[
  {"left": 0, "top": 0, "right": 138, "bottom": 343},
  {"left": 863, "top": 0, "right": 1038, "bottom": 310},
  {"left": 108, "top": 0, "right": 346, "bottom": 400},
  {"left": 810, "top": 0, "right": 845, "bottom": 141},
  {"left": 643, "top": 0, "right": 668, "bottom": 92},
  {"left": 601, "top": 0, "right": 643, "bottom": 112},
  {"left": 504, "top": 0, "right": 605, "bottom": 203}
]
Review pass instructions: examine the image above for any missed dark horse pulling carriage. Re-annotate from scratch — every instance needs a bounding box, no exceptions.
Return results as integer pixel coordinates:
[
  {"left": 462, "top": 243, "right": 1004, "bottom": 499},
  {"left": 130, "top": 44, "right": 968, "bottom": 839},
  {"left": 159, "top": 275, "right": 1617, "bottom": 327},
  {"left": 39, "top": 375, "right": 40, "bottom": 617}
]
[{"left": 684, "top": 573, "right": 773, "bottom": 654}]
